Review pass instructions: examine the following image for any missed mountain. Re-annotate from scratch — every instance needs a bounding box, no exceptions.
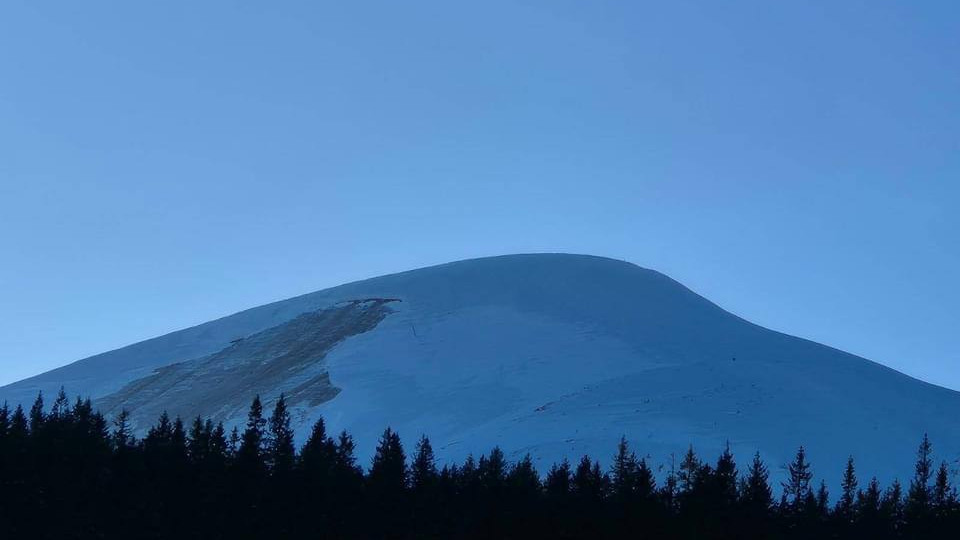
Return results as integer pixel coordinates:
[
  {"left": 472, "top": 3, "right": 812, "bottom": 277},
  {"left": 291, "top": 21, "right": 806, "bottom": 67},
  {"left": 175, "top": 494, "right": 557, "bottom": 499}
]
[{"left": 2, "top": 253, "right": 958, "bottom": 486}]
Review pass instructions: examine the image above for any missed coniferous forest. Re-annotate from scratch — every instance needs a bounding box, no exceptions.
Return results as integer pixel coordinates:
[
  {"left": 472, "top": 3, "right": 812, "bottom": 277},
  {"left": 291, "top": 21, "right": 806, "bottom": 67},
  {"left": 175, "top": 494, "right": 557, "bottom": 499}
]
[{"left": 1, "top": 389, "right": 958, "bottom": 539}]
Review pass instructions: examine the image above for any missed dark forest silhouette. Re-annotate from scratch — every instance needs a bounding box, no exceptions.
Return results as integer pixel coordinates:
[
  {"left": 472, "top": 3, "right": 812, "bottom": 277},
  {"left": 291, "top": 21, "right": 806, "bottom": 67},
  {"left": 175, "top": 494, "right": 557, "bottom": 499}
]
[{"left": 1, "top": 388, "right": 957, "bottom": 539}]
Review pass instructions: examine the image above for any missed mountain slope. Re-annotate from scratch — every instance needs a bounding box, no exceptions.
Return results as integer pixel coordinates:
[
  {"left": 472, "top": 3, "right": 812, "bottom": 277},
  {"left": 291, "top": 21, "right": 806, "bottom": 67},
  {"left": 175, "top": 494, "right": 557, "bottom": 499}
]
[{"left": 2, "top": 254, "right": 957, "bottom": 486}]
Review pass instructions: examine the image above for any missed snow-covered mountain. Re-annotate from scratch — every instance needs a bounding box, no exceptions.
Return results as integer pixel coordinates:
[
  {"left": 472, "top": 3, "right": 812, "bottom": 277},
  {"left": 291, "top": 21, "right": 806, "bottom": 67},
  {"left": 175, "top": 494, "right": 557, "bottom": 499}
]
[{"left": 3, "top": 254, "right": 958, "bottom": 486}]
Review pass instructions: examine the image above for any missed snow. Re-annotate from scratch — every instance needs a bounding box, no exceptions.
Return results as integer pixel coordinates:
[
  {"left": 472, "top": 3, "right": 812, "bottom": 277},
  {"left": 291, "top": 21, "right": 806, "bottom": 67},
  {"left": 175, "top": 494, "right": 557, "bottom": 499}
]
[{"left": 3, "top": 253, "right": 959, "bottom": 489}]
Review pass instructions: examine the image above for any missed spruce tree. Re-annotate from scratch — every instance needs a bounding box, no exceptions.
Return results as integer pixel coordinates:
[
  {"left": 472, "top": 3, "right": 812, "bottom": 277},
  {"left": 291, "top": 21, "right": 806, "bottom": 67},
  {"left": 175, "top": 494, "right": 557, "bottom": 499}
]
[
  {"left": 479, "top": 446, "right": 507, "bottom": 491},
  {"left": 300, "top": 417, "right": 336, "bottom": 476},
  {"left": 857, "top": 476, "right": 882, "bottom": 514},
  {"left": 856, "top": 477, "right": 883, "bottom": 534},
  {"left": 368, "top": 427, "right": 407, "bottom": 492},
  {"left": 111, "top": 410, "right": 133, "bottom": 451},
  {"left": 144, "top": 411, "right": 174, "bottom": 455},
  {"left": 267, "top": 394, "right": 295, "bottom": 475},
  {"left": 611, "top": 436, "right": 639, "bottom": 500},
  {"left": 227, "top": 426, "right": 240, "bottom": 458},
  {"left": 367, "top": 427, "right": 408, "bottom": 536},
  {"left": 236, "top": 395, "right": 267, "bottom": 474},
  {"left": 334, "top": 430, "right": 361, "bottom": 477},
  {"left": 661, "top": 454, "right": 679, "bottom": 514},
  {"left": 544, "top": 459, "right": 572, "bottom": 537},
  {"left": 637, "top": 457, "right": 656, "bottom": 499},
  {"left": 881, "top": 479, "right": 905, "bottom": 532},
  {"left": 172, "top": 417, "right": 186, "bottom": 453},
  {"left": 49, "top": 387, "right": 70, "bottom": 422},
  {"left": 739, "top": 452, "right": 774, "bottom": 539},
  {"left": 836, "top": 456, "right": 858, "bottom": 524},
  {"left": 10, "top": 405, "right": 27, "bottom": 438},
  {"left": 505, "top": 455, "right": 541, "bottom": 537},
  {"left": 28, "top": 392, "right": 44, "bottom": 433},
  {"left": 187, "top": 416, "right": 209, "bottom": 463},
  {"left": 507, "top": 454, "right": 540, "bottom": 496},
  {"left": 209, "top": 422, "right": 228, "bottom": 465},
  {"left": 783, "top": 446, "right": 813, "bottom": 511},
  {"left": 932, "top": 461, "right": 955, "bottom": 514},
  {"left": 410, "top": 435, "right": 438, "bottom": 491},
  {"left": 571, "top": 456, "right": 608, "bottom": 537},
  {"left": 572, "top": 456, "right": 608, "bottom": 501},
  {"left": 410, "top": 435, "right": 440, "bottom": 536},
  {"left": 678, "top": 445, "right": 702, "bottom": 494},
  {"left": 545, "top": 459, "right": 572, "bottom": 498},
  {"left": 714, "top": 443, "right": 738, "bottom": 507},
  {"left": 815, "top": 480, "right": 830, "bottom": 519},
  {"left": 906, "top": 434, "right": 934, "bottom": 523},
  {"left": 0, "top": 402, "right": 9, "bottom": 441}
]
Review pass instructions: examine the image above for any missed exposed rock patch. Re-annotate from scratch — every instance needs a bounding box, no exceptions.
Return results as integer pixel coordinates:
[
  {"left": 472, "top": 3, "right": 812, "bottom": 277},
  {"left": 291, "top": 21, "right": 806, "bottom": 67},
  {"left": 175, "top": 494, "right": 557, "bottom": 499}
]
[{"left": 96, "top": 298, "right": 398, "bottom": 429}]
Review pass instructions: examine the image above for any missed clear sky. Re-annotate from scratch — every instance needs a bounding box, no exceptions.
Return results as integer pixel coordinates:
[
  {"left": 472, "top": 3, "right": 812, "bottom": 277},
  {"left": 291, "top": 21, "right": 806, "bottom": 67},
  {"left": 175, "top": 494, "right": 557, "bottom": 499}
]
[{"left": 1, "top": 1, "right": 957, "bottom": 389}]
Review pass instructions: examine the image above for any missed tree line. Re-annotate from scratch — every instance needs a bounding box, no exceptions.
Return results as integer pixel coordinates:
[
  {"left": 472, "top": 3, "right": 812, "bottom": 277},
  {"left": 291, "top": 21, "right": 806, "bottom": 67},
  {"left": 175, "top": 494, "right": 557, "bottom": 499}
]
[{"left": 0, "top": 389, "right": 957, "bottom": 539}]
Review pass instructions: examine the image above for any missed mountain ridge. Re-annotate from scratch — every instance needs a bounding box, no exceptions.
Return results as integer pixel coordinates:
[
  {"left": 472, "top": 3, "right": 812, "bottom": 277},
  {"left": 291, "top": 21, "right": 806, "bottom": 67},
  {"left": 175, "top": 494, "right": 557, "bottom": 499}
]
[{"left": 3, "top": 253, "right": 958, "bottom": 487}]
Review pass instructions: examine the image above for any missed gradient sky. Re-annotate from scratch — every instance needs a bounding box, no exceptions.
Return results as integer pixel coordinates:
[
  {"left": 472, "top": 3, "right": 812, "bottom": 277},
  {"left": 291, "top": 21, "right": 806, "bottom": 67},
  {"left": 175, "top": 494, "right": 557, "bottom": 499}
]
[{"left": 1, "top": 1, "right": 958, "bottom": 389}]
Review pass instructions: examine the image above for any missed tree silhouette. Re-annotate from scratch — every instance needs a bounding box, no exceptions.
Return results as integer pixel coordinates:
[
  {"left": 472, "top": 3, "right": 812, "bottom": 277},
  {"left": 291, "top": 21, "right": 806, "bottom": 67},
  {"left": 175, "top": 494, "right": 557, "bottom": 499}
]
[
  {"left": 782, "top": 446, "right": 813, "bottom": 511},
  {"left": 1, "top": 387, "right": 959, "bottom": 540},
  {"left": 836, "top": 456, "right": 858, "bottom": 525},
  {"left": 267, "top": 394, "right": 295, "bottom": 475},
  {"left": 906, "top": 434, "right": 934, "bottom": 525}
]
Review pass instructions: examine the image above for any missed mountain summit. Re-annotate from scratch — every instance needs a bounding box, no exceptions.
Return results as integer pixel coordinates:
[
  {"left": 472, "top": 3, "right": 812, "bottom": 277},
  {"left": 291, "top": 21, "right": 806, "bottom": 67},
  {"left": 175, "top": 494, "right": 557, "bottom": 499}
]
[{"left": 3, "top": 254, "right": 958, "bottom": 484}]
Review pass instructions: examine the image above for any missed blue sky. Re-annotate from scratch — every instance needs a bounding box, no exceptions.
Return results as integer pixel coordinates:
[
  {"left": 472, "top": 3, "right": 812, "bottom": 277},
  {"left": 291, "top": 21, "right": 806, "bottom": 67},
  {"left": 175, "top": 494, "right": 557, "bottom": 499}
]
[{"left": 1, "top": 1, "right": 958, "bottom": 388}]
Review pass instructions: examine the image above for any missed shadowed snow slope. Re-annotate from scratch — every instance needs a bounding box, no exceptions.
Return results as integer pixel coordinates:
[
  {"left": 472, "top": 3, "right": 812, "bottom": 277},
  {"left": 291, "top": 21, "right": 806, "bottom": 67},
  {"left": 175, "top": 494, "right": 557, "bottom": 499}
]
[{"left": 2, "top": 254, "right": 958, "bottom": 487}]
